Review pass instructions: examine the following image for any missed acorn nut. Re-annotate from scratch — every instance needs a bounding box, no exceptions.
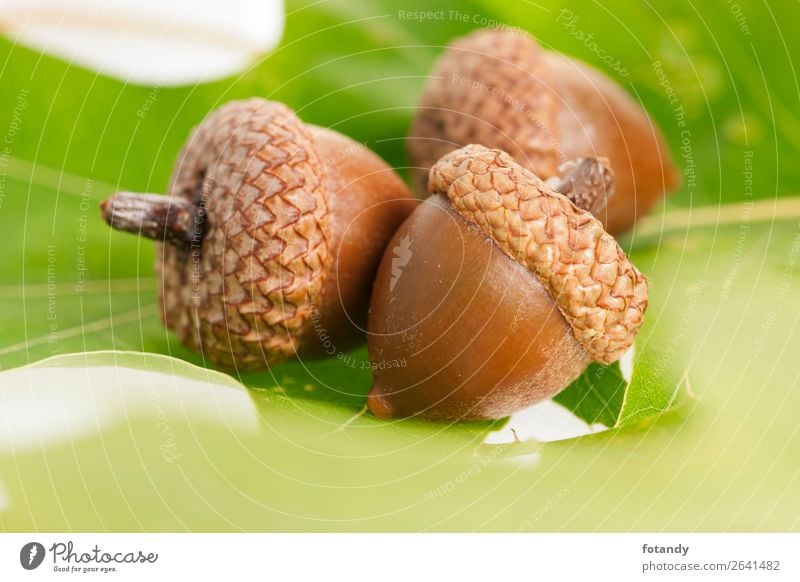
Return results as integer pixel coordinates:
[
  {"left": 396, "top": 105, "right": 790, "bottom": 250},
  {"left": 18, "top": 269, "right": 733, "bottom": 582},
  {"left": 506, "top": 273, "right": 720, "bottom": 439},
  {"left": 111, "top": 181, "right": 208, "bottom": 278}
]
[
  {"left": 408, "top": 28, "right": 680, "bottom": 234},
  {"left": 101, "top": 98, "right": 416, "bottom": 371},
  {"left": 366, "top": 145, "right": 648, "bottom": 421}
]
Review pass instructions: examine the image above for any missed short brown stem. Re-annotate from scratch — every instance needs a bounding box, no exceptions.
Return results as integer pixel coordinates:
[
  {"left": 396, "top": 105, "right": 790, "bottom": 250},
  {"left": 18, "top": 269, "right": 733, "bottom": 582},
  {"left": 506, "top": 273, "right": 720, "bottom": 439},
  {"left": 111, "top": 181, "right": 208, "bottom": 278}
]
[
  {"left": 550, "top": 157, "right": 615, "bottom": 215},
  {"left": 100, "top": 193, "right": 204, "bottom": 250}
]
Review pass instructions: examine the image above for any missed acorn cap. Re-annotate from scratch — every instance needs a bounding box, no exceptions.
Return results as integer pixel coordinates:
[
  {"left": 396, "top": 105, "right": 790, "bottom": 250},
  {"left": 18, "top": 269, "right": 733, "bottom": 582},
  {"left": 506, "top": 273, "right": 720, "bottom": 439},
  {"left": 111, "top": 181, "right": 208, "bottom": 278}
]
[
  {"left": 159, "top": 98, "right": 331, "bottom": 369},
  {"left": 428, "top": 144, "right": 647, "bottom": 364},
  {"left": 409, "top": 28, "right": 680, "bottom": 234},
  {"left": 413, "top": 29, "right": 559, "bottom": 179}
]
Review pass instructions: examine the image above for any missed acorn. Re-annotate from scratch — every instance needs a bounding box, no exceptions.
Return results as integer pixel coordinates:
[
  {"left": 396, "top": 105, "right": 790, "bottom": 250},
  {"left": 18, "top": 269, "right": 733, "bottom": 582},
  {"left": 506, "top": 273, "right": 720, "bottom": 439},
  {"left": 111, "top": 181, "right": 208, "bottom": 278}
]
[
  {"left": 101, "top": 98, "right": 416, "bottom": 370},
  {"left": 408, "top": 28, "right": 680, "bottom": 234},
  {"left": 366, "top": 145, "right": 647, "bottom": 421}
]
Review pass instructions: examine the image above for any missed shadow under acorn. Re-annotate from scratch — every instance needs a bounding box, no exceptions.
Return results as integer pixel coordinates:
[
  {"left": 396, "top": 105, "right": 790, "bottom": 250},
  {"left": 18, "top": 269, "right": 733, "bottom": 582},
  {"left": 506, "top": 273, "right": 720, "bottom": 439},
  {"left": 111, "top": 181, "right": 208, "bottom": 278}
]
[
  {"left": 239, "top": 346, "right": 375, "bottom": 410},
  {"left": 147, "top": 333, "right": 501, "bottom": 433}
]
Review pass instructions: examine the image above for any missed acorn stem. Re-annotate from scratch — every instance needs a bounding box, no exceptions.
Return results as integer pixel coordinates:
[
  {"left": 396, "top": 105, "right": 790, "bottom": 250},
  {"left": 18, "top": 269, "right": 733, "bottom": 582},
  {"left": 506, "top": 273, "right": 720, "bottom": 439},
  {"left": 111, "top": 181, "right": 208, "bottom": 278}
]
[
  {"left": 100, "top": 193, "right": 204, "bottom": 250},
  {"left": 551, "top": 157, "right": 615, "bottom": 215}
]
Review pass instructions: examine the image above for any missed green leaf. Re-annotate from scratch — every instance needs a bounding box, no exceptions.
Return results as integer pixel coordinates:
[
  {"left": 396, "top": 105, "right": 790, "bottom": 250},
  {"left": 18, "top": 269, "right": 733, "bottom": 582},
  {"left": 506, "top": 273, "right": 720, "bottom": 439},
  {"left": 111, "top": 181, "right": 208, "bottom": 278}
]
[
  {"left": 1, "top": 0, "right": 800, "bottom": 532},
  {"left": 554, "top": 362, "right": 629, "bottom": 428},
  {"left": 554, "top": 319, "right": 688, "bottom": 430},
  {"left": 1, "top": 214, "right": 798, "bottom": 532},
  {"left": 24, "top": 350, "right": 245, "bottom": 387},
  {"left": 0, "top": 351, "right": 260, "bottom": 454}
]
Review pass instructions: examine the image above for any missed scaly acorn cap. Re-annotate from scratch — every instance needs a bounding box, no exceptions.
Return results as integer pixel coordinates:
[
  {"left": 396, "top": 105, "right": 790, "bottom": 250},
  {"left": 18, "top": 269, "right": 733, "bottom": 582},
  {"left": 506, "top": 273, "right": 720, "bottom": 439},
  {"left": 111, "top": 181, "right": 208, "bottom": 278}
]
[
  {"left": 159, "top": 99, "right": 330, "bottom": 369},
  {"left": 410, "top": 28, "right": 680, "bottom": 235},
  {"left": 428, "top": 144, "right": 648, "bottom": 364},
  {"left": 103, "top": 99, "right": 416, "bottom": 371}
]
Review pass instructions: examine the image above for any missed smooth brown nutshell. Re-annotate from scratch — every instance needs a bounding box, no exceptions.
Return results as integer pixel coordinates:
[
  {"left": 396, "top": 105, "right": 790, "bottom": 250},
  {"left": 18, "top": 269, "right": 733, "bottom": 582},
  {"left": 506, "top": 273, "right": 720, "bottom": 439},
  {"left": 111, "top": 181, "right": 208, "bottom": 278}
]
[
  {"left": 367, "top": 145, "right": 648, "bottom": 421},
  {"left": 101, "top": 98, "right": 416, "bottom": 371},
  {"left": 408, "top": 28, "right": 680, "bottom": 235}
]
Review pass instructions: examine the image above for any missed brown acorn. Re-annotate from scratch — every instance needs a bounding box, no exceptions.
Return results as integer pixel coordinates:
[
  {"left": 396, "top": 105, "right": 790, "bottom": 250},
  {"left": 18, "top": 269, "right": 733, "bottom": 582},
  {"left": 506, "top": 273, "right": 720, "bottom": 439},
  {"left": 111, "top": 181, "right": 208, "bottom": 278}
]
[
  {"left": 366, "top": 145, "right": 647, "bottom": 421},
  {"left": 408, "top": 28, "right": 680, "bottom": 235},
  {"left": 101, "top": 98, "right": 416, "bottom": 371}
]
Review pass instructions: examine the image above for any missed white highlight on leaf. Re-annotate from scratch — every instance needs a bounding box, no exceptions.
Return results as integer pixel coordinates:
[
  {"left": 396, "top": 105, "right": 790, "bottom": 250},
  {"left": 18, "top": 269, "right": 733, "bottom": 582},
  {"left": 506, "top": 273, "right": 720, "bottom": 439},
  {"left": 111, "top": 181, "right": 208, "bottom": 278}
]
[
  {"left": 484, "top": 400, "right": 606, "bottom": 445},
  {"left": 500, "top": 451, "right": 541, "bottom": 469},
  {"left": 0, "top": 351, "right": 259, "bottom": 454},
  {"left": 486, "top": 347, "right": 639, "bottom": 444},
  {"left": 0, "top": 0, "right": 285, "bottom": 85},
  {"left": 618, "top": 345, "right": 635, "bottom": 383}
]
